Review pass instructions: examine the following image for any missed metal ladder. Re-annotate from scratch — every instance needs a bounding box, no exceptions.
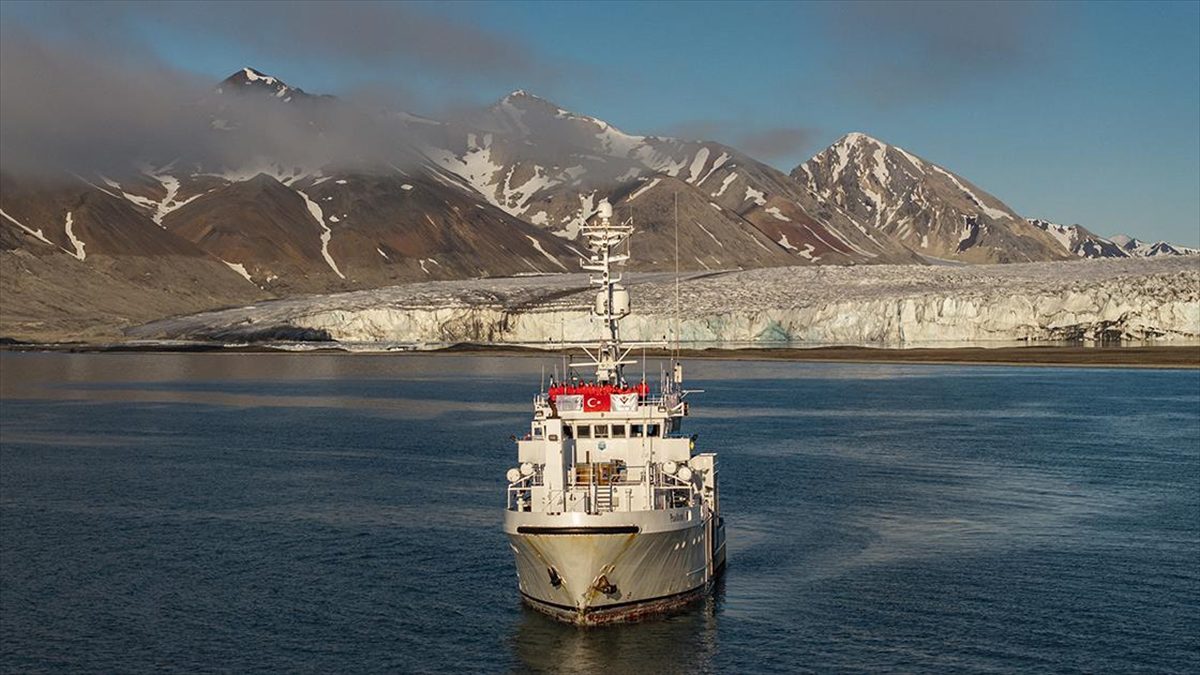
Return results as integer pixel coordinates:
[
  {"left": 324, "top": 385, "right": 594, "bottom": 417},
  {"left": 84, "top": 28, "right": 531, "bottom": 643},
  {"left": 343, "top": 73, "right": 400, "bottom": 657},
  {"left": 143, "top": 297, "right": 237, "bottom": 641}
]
[{"left": 594, "top": 484, "right": 614, "bottom": 512}]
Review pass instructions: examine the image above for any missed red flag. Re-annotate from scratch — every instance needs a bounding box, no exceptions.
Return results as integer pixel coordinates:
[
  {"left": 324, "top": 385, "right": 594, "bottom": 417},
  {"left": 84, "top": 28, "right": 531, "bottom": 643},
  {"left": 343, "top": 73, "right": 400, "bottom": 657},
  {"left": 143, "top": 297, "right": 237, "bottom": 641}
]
[{"left": 583, "top": 392, "right": 611, "bottom": 412}]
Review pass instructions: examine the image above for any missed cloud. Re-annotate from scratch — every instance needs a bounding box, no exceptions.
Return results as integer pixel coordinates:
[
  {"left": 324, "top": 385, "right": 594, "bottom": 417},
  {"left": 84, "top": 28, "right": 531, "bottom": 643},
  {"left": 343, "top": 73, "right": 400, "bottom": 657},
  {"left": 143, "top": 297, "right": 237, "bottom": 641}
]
[
  {"left": 663, "top": 121, "right": 820, "bottom": 163},
  {"left": 735, "top": 127, "right": 819, "bottom": 162},
  {"left": 5, "top": 0, "right": 545, "bottom": 80},
  {"left": 0, "top": 26, "right": 429, "bottom": 177},
  {"left": 0, "top": 1, "right": 550, "bottom": 177},
  {"left": 663, "top": 121, "right": 727, "bottom": 142},
  {"left": 134, "top": 1, "right": 544, "bottom": 79},
  {"left": 0, "top": 27, "right": 207, "bottom": 176},
  {"left": 822, "top": 0, "right": 1055, "bottom": 105}
]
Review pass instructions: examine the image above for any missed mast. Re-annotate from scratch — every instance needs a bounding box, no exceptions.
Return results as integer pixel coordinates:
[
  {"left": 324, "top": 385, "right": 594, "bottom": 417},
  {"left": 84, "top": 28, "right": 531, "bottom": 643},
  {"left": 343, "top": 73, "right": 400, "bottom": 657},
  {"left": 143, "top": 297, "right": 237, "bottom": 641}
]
[{"left": 573, "top": 201, "right": 636, "bottom": 384}]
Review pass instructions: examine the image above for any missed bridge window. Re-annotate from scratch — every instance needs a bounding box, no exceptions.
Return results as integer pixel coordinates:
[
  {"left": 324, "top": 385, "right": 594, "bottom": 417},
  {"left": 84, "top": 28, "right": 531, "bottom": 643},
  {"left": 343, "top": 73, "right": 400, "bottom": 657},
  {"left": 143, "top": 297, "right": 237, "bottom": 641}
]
[
  {"left": 576, "top": 425, "right": 591, "bottom": 439},
  {"left": 533, "top": 426, "right": 544, "bottom": 439},
  {"left": 630, "top": 424, "right": 644, "bottom": 437},
  {"left": 612, "top": 424, "right": 626, "bottom": 438},
  {"left": 647, "top": 423, "right": 661, "bottom": 437},
  {"left": 594, "top": 424, "right": 608, "bottom": 438}
]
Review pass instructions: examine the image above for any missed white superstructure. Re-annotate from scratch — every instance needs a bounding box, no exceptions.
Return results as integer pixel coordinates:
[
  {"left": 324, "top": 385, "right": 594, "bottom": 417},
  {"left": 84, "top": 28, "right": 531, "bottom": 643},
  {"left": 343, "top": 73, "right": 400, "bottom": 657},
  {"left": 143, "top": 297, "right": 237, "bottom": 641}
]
[{"left": 502, "top": 201, "right": 726, "bottom": 625}]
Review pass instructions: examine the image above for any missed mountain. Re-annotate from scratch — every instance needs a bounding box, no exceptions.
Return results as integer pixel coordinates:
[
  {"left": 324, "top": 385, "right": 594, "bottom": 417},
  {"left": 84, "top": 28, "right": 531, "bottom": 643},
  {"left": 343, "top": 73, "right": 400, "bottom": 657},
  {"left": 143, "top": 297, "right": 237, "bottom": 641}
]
[
  {"left": 1109, "top": 234, "right": 1200, "bottom": 257},
  {"left": 1027, "top": 219, "right": 1129, "bottom": 259},
  {"left": 794, "top": 133, "right": 1069, "bottom": 263},
  {"left": 1, "top": 67, "right": 1190, "bottom": 342},
  {"left": 0, "top": 173, "right": 269, "bottom": 340},
  {"left": 0, "top": 69, "right": 586, "bottom": 339},
  {"left": 217, "top": 67, "right": 314, "bottom": 102},
  {"left": 414, "top": 92, "right": 923, "bottom": 269},
  {"left": 1026, "top": 219, "right": 1200, "bottom": 259}
]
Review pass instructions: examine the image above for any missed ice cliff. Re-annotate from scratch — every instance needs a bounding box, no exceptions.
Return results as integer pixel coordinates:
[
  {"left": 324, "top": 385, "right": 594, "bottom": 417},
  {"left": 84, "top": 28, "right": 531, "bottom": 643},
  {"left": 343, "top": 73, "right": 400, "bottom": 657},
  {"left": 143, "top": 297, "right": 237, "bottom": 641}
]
[{"left": 131, "top": 258, "right": 1200, "bottom": 347}]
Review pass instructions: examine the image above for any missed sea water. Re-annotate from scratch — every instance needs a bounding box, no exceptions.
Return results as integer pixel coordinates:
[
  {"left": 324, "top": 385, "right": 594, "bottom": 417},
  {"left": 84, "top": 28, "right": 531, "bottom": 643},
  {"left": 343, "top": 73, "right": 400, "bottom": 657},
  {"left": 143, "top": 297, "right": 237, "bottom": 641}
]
[{"left": 1, "top": 353, "right": 1197, "bottom": 673}]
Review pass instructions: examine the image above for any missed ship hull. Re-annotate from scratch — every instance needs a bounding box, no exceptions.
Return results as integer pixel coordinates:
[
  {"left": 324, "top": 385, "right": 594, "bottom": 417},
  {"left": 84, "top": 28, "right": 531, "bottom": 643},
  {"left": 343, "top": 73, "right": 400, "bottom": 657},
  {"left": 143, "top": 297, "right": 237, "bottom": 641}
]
[
  {"left": 505, "top": 508, "right": 725, "bottom": 626},
  {"left": 519, "top": 583, "right": 712, "bottom": 625}
]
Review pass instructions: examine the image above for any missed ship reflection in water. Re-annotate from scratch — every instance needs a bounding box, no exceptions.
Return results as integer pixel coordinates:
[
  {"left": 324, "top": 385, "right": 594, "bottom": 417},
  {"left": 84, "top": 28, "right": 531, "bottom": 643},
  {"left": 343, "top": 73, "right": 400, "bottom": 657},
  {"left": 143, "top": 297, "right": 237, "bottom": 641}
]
[{"left": 512, "top": 580, "right": 722, "bottom": 672}]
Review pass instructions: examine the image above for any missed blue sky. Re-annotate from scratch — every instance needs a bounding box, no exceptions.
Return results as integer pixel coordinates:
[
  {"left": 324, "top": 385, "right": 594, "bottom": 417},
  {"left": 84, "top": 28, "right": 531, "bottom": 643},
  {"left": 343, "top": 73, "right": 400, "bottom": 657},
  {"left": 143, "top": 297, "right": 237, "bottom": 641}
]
[{"left": 4, "top": 1, "right": 1199, "bottom": 244}]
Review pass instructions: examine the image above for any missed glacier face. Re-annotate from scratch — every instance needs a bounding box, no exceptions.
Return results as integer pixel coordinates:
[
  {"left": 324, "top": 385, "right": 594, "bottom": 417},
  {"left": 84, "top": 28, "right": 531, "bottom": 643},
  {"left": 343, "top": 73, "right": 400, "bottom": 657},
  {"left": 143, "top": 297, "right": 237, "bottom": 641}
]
[{"left": 130, "top": 258, "right": 1200, "bottom": 347}]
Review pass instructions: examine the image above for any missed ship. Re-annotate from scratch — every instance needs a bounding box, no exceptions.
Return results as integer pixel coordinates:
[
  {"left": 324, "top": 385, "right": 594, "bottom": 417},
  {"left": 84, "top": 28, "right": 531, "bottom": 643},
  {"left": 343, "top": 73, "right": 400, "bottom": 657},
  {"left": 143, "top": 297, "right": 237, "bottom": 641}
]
[{"left": 502, "top": 200, "right": 726, "bottom": 626}]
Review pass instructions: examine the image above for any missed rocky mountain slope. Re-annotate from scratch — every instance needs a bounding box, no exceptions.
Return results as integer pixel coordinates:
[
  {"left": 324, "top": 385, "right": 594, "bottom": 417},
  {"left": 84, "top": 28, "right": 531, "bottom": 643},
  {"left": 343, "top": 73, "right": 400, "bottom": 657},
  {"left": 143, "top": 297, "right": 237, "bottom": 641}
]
[
  {"left": 0, "top": 69, "right": 585, "bottom": 339},
  {"left": 415, "top": 91, "right": 923, "bottom": 269},
  {"left": 0, "top": 181, "right": 269, "bottom": 341},
  {"left": 1027, "top": 219, "right": 1130, "bottom": 259},
  {"left": 131, "top": 257, "right": 1200, "bottom": 347},
  {"left": 1028, "top": 219, "right": 1200, "bottom": 260},
  {"left": 3, "top": 67, "right": 1196, "bottom": 343},
  {"left": 1110, "top": 234, "right": 1200, "bottom": 258},
  {"left": 794, "top": 133, "right": 1071, "bottom": 263}
]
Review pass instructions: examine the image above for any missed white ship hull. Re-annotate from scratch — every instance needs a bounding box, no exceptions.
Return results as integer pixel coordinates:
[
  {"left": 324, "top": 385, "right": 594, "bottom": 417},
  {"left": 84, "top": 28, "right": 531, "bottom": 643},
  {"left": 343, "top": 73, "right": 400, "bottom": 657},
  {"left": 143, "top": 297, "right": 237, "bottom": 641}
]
[{"left": 504, "top": 507, "right": 726, "bottom": 625}]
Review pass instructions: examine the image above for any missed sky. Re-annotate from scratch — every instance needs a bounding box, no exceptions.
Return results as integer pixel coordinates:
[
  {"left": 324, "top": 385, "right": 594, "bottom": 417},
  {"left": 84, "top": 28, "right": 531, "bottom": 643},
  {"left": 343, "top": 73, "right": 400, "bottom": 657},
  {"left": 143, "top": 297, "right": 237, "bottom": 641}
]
[{"left": 2, "top": 0, "right": 1198, "bottom": 245}]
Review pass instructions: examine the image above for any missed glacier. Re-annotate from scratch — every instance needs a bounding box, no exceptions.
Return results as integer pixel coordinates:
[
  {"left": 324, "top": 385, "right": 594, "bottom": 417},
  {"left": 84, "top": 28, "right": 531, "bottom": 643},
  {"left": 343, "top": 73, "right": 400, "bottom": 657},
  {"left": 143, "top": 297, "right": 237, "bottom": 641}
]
[{"left": 129, "top": 258, "right": 1200, "bottom": 348}]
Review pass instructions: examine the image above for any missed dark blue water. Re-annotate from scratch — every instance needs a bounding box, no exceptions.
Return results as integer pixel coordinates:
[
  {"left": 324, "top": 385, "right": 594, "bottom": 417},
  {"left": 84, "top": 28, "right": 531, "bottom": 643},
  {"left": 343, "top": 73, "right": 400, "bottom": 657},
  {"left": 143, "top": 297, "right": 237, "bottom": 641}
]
[{"left": 1, "top": 353, "right": 1197, "bottom": 673}]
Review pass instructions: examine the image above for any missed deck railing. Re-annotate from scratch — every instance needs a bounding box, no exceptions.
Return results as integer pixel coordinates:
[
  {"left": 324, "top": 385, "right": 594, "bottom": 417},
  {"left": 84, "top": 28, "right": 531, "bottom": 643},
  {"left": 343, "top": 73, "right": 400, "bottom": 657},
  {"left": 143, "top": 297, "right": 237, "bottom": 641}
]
[
  {"left": 506, "top": 463, "right": 696, "bottom": 513},
  {"left": 532, "top": 393, "right": 680, "bottom": 409}
]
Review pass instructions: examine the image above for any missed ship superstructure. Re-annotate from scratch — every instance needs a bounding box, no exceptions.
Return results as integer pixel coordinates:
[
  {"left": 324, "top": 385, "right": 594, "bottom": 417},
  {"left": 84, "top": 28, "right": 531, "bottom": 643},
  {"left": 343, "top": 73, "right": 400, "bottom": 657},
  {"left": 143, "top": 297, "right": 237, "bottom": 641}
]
[{"left": 502, "top": 201, "right": 726, "bottom": 625}]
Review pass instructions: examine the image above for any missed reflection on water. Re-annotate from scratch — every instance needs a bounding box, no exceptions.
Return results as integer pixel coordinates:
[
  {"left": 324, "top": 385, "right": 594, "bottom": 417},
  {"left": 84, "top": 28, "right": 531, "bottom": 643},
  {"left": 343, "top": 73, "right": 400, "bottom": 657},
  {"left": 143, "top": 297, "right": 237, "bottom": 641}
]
[
  {"left": 1, "top": 353, "right": 1197, "bottom": 673},
  {"left": 512, "top": 581, "right": 722, "bottom": 674}
]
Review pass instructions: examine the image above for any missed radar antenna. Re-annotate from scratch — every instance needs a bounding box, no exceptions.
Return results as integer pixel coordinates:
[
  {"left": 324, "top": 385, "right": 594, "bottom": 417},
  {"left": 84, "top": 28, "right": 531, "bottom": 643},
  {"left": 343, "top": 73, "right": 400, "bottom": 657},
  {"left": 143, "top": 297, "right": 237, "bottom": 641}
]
[{"left": 570, "top": 200, "right": 660, "bottom": 383}]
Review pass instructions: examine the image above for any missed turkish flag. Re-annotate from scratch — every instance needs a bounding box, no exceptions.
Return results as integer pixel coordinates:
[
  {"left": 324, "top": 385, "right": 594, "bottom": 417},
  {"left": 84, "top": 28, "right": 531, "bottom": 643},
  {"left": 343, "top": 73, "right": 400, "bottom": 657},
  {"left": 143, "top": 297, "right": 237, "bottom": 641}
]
[{"left": 583, "top": 393, "right": 611, "bottom": 412}]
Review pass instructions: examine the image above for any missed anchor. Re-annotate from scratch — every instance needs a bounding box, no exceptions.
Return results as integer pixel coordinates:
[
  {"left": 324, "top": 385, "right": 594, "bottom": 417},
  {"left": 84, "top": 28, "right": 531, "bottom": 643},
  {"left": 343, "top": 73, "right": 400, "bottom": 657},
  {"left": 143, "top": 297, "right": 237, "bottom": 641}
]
[{"left": 589, "top": 564, "right": 618, "bottom": 596}]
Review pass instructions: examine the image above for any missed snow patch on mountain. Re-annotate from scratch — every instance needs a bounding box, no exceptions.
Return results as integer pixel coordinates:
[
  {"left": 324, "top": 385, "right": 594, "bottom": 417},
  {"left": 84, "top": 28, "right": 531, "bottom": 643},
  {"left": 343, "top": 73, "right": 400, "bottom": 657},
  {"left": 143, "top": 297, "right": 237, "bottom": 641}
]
[
  {"left": 557, "top": 192, "right": 601, "bottom": 239},
  {"left": 628, "top": 177, "right": 661, "bottom": 202},
  {"left": 2, "top": 208, "right": 55, "bottom": 247},
  {"left": 712, "top": 172, "right": 737, "bottom": 198},
  {"left": 63, "top": 212, "right": 85, "bottom": 260},
  {"left": 685, "top": 148, "right": 711, "bottom": 185},
  {"left": 222, "top": 260, "right": 255, "bottom": 284},
  {"left": 744, "top": 187, "right": 766, "bottom": 206},
  {"left": 764, "top": 206, "right": 790, "bottom": 222},
  {"left": 695, "top": 220, "right": 723, "bottom": 247},
  {"left": 294, "top": 189, "right": 344, "bottom": 279},
  {"left": 693, "top": 151, "right": 729, "bottom": 186},
  {"left": 526, "top": 235, "right": 567, "bottom": 270},
  {"left": 929, "top": 165, "right": 1009, "bottom": 221}
]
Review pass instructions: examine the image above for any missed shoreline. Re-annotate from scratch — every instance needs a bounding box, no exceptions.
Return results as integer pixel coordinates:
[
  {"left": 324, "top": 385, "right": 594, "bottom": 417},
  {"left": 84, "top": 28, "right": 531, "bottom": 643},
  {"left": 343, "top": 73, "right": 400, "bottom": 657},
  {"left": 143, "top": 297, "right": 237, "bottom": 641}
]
[
  {"left": 444, "top": 344, "right": 1200, "bottom": 369},
  {"left": 2, "top": 341, "right": 1197, "bottom": 369}
]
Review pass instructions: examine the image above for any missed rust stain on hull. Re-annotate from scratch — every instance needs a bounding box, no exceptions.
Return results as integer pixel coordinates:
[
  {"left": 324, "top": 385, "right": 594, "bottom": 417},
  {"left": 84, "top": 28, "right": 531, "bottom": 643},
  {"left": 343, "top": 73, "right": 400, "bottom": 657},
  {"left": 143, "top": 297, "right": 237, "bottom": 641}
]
[{"left": 522, "top": 562, "right": 726, "bottom": 627}]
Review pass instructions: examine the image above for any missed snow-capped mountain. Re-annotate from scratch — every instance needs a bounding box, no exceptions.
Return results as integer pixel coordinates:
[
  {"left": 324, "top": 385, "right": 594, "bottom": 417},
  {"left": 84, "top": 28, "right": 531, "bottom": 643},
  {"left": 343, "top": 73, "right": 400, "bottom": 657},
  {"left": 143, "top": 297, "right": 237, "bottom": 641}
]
[
  {"left": 416, "top": 91, "right": 921, "bottom": 269},
  {"left": 218, "top": 67, "right": 311, "bottom": 102},
  {"left": 1026, "top": 219, "right": 1129, "bottom": 259},
  {"left": 1110, "top": 234, "right": 1200, "bottom": 257},
  {"left": 2, "top": 70, "right": 581, "bottom": 294},
  {"left": 794, "top": 133, "right": 1069, "bottom": 263},
  {"left": 1, "top": 67, "right": 1190, "bottom": 342},
  {"left": 1023, "top": 219, "right": 1197, "bottom": 259}
]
